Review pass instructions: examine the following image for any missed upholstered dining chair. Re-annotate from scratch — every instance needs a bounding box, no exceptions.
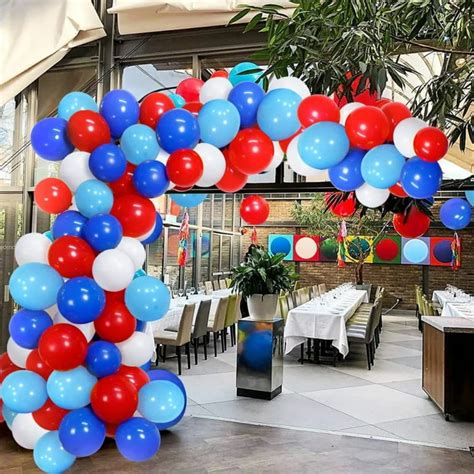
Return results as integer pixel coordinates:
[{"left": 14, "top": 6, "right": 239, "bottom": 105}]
[
  {"left": 219, "top": 279, "right": 227, "bottom": 290},
  {"left": 207, "top": 296, "right": 229, "bottom": 356},
  {"left": 318, "top": 283, "right": 327, "bottom": 294},
  {"left": 212, "top": 280, "right": 220, "bottom": 291},
  {"left": 279, "top": 294, "right": 290, "bottom": 323},
  {"left": 310, "top": 285, "right": 319, "bottom": 299},
  {"left": 191, "top": 299, "right": 212, "bottom": 364},
  {"left": 205, "top": 281, "right": 213, "bottom": 295}
]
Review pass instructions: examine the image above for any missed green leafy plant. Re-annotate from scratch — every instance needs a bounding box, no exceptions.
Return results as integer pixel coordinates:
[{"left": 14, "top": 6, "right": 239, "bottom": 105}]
[{"left": 230, "top": 246, "right": 298, "bottom": 298}]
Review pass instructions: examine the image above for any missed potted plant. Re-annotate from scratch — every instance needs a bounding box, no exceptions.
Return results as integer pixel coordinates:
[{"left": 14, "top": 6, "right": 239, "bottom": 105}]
[{"left": 230, "top": 246, "right": 298, "bottom": 320}]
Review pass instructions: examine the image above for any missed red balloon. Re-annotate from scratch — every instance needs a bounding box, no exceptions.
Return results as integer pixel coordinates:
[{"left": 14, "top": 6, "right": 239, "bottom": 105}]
[
  {"left": 375, "top": 98, "right": 392, "bottom": 108},
  {"left": 105, "top": 289, "right": 125, "bottom": 303},
  {"left": 111, "top": 194, "right": 156, "bottom": 237},
  {"left": 228, "top": 128, "right": 274, "bottom": 175},
  {"left": 176, "top": 78, "right": 204, "bottom": 102},
  {"left": 240, "top": 195, "right": 270, "bottom": 225},
  {"left": 105, "top": 422, "right": 118, "bottom": 438},
  {"left": 216, "top": 159, "right": 248, "bottom": 193},
  {"left": 34, "top": 178, "right": 72, "bottom": 214},
  {"left": 298, "top": 95, "right": 340, "bottom": 127},
  {"left": 182, "top": 101, "right": 203, "bottom": 118},
  {"left": 48, "top": 236, "right": 95, "bottom": 278},
  {"left": 108, "top": 162, "right": 137, "bottom": 196},
  {"left": 345, "top": 106, "right": 389, "bottom": 150},
  {"left": 381, "top": 102, "right": 412, "bottom": 141},
  {"left": 413, "top": 127, "right": 448, "bottom": 162},
  {"left": 173, "top": 185, "right": 194, "bottom": 193},
  {"left": 38, "top": 324, "right": 88, "bottom": 371},
  {"left": 389, "top": 182, "right": 408, "bottom": 198},
  {"left": 334, "top": 74, "right": 379, "bottom": 107},
  {"left": 94, "top": 297, "right": 136, "bottom": 342},
  {"left": 279, "top": 128, "right": 302, "bottom": 153},
  {"left": 33, "top": 399, "right": 69, "bottom": 430},
  {"left": 0, "top": 352, "right": 19, "bottom": 383},
  {"left": 67, "top": 110, "right": 111, "bottom": 152},
  {"left": 166, "top": 149, "right": 203, "bottom": 187},
  {"left": 26, "top": 349, "right": 53, "bottom": 380},
  {"left": 393, "top": 207, "right": 431, "bottom": 238},
  {"left": 139, "top": 92, "right": 174, "bottom": 130},
  {"left": 211, "top": 70, "right": 229, "bottom": 78},
  {"left": 116, "top": 365, "right": 150, "bottom": 391},
  {"left": 91, "top": 375, "right": 138, "bottom": 424},
  {"left": 325, "top": 192, "right": 356, "bottom": 217}
]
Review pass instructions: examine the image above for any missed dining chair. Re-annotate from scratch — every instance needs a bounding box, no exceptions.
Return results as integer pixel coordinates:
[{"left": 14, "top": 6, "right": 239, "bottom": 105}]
[
  {"left": 223, "top": 293, "right": 239, "bottom": 348},
  {"left": 279, "top": 294, "right": 290, "bottom": 323},
  {"left": 207, "top": 296, "right": 229, "bottom": 356},
  {"left": 205, "top": 281, "right": 213, "bottom": 295},
  {"left": 225, "top": 278, "right": 232, "bottom": 289},
  {"left": 301, "top": 288, "right": 310, "bottom": 305},
  {"left": 293, "top": 289, "right": 303, "bottom": 307},
  {"left": 219, "top": 279, "right": 227, "bottom": 290},
  {"left": 286, "top": 293, "right": 295, "bottom": 311},
  {"left": 356, "top": 283, "right": 372, "bottom": 301},
  {"left": 310, "top": 285, "right": 319, "bottom": 299},
  {"left": 154, "top": 303, "right": 195, "bottom": 375},
  {"left": 318, "top": 283, "right": 327, "bottom": 294},
  {"left": 212, "top": 280, "right": 220, "bottom": 291},
  {"left": 191, "top": 299, "right": 212, "bottom": 364}
]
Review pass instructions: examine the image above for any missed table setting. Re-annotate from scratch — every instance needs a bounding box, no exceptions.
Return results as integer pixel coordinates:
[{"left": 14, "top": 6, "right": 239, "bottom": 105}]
[{"left": 433, "top": 286, "right": 473, "bottom": 319}]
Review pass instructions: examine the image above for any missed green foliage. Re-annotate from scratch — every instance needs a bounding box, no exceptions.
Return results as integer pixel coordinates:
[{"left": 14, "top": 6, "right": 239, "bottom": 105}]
[
  {"left": 231, "top": 0, "right": 473, "bottom": 149},
  {"left": 230, "top": 246, "right": 298, "bottom": 298}
]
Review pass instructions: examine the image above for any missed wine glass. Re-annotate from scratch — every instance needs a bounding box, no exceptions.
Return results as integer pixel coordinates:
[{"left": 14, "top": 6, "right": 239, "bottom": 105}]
[{"left": 178, "top": 288, "right": 185, "bottom": 298}]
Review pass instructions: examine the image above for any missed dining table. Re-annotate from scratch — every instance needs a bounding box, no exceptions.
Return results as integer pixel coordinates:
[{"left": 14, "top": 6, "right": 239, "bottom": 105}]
[
  {"left": 284, "top": 287, "right": 369, "bottom": 358},
  {"left": 432, "top": 289, "right": 473, "bottom": 319}
]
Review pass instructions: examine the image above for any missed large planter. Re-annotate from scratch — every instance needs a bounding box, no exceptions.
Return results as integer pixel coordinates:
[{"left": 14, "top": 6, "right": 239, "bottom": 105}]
[{"left": 247, "top": 294, "right": 279, "bottom": 320}]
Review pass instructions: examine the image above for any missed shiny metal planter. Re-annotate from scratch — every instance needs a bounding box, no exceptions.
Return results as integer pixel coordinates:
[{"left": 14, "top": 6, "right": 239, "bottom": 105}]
[{"left": 236, "top": 318, "right": 284, "bottom": 400}]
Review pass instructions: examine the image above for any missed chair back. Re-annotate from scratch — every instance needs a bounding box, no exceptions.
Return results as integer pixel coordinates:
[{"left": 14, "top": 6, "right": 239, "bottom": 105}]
[
  {"left": 219, "top": 280, "right": 226, "bottom": 290},
  {"left": 292, "top": 290, "right": 302, "bottom": 307},
  {"left": 365, "top": 302, "right": 380, "bottom": 343},
  {"left": 286, "top": 293, "right": 295, "bottom": 311},
  {"left": 176, "top": 303, "right": 195, "bottom": 345},
  {"left": 370, "top": 297, "right": 383, "bottom": 335},
  {"left": 192, "top": 299, "right": 211, "bottom": 339},
  {"left": 356, "top": 283, "right": 372, "bottom": 300},
  {"left": 224, "top": 294, "right": 238, "bottom": 328},
  {"left": 310, "top": 285, "right": 319, "bottom": 299},
  {"left": 300, "top": 288, "right": 310, "bottom": 304},
  {"left": 279, "top": 295, "right": 290, "bottom": 322},
  {"left": 211, "top": 296, "right": 229, "bottom": 331},
  {"left": 212, "top": 280, "right": 220, "bottom": 290},
  {"left": 225, "top": 278, "right": 232, "bottom": 289},
  {"left": 205, "top": 281, "right": 213, "bottom": 295},
  {"left": 318, "top": 283, "right": 327, "bottom": 294}
]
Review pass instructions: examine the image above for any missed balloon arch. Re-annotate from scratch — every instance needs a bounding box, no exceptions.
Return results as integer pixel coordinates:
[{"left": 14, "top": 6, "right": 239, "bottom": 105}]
[{"left": 1, "top": 62, "right": 473, "bottom": 472}]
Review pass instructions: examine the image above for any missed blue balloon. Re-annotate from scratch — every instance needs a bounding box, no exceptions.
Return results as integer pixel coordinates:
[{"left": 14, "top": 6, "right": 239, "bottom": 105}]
[
  {"left": 31, "top": 117, "right": 73, "bottom": 161},
  {"left": 170, "top": 193, "right": 208, "bottom": 208},
  {"left": 198, "top": 99, "right": 240, "bottom": 148},
  {"left": 75, "top": 179, "right": 114, "bottom": 218},
  {"left": 2, "top": 370, "right": 48, "bottom": 413},
  {"left": 34, "top": 431, "right": 76, "bottom": 473},
  {"left": 9, "top": 309, "right": 52, "bottom": 349},
  {"left": 86, "top": 341, "right": 122, "bottom": 378},
  {"left": 47, "top": 367, "right": 97, "bottom": 410},
  {"left": 121, "top": 124, "right": 160, "bottom": 165},
  {"left": 52, "top": 210, "right": 88, "bottom": 239},
  {"left": 403, "top": 239, "right": 429, "bottom": 264},
  {"left": 89, "top": 144, "right": 127, "bottom": 182},
  {"left": 140, "top": 360, "right": 152, "bottom": 371},
  {"left": 140, "top": 212, "right": 163, "bottom": 245},
  {"left": 125, "top": 276, "right": 170, "bottom": 322},
  {"left": 133, "top": 160, "right": 169, "bottom": 198},
  {"left": 465, "top": 190, "right": 474, "bottom": 207},
  {"left": 229, "top": 62, "right": 262, "bottom": 86},
  {"left": 328, "top": 148, "right": 365, "bottom": 191},
  {"left": 228, "top": 81, "right": 265, "bottom": 128},
  {"left": 83, "top": 213, "right": 122, "bottom": 252},
  {"left": 242, "top": 330, "right": 273, "bottom": 372},
  {"left": 115, "top": 417, "right": 161, "bottom": 462},
  {"left": 58, "top": 92, "right": 98, "bottom": 121},
  {"left": 138, "top": 380, "right": 185, "bottom": 424},
  {"left": 2, "top": 405, "right": 18, "bottom": 429},
  {"left": 59, "top": 407, "right": 106, "bottom": 457},
  {"left": 256, "top": 88, "right": 301, "bottom": 141},
  {"left": 361, "top": 144, "right": 405, "bottom": 189},
  {"left": 100, "top": 89, "right": 139, "bottom": 138},
  {"left": 57, "top": 277, "right": 106, "bottom": 324},
  {"left": 298, "top": 122, "right": 350, "bottom": 170},
  {"left": 440, "top": 198, "right": 472, "bottom": 230},
  {"left": 168, "top": 93, "right": 185, "bottom": 107},
  {"left": 9, "top": 263, "right": 63, "bottom": 310},
  {"left": 156, "top": 109, "right": 200, "bottom": 153},
  {"left": 43, "top": 230, "right": 54, "bottom": 241},
  {"left": 135, "top": 320, "right": 147, "bottom": 332},
  {"left": 400, "top": 157, "right": 443, "bottom": 199}
]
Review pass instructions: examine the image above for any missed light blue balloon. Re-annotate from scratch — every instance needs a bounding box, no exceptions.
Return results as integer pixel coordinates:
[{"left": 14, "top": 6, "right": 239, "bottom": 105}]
[
  {"left": 198, "top": 100, "right": 240, "bottom": 148},
  {"left": 43, "top": 230, "right": 54, "bottom": 241},
  {"left": 58, "top": 92, "right": 98, "bottom": 121},
  {"left": 170, "top": 193, "right": 208, "bottom": 208},
  {"left": 125, "top": 276, "right": 170, "bottom": 322},
  {"left": 1, "top": 370, "right": 48, "bottom": 413},
  {"left": 9, "top": 263, "right": 63, "bottom": 310},
  {"left": 2, "top": 405, "right": 17, "bottom": 429},
  {"left": 34, "top": 431, "right": 76, "bottom": 474},
  {"left": 361, "top": 144, "right": 405, "bottom": 189},
  {"left": 47, "top": 367, "right": 97, "bottom": 410},
  {"left": 465, "top": 190, "right": 474, "bottom": 207},
  {"left": 298, "top": 122, "right": 350, "bottom": 170},
  {"left": 229, "top": 62, "right": 262, "bottom": 86},
  {"left": 138, "top": 380, "right": 186, "bottom": 424},
  {"left": 256, "top": 88, "right": 301, "bottom": 141},
  {"left": 75, "top": 179, "right": 113, "bottom": 218},
  {"left": 403, "top": 239, "right": 429, "bottom": 264},
  {"left": 121, "top": 124, "right": 160, "bottom": 165},
  {"left": 168, "top": 93, "right": 185, "bottom": 108}
]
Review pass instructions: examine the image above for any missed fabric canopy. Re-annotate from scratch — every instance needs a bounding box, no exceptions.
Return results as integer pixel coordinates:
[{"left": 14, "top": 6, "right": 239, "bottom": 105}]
[
  {"left": 0, "top": 0, "right": 105, "bottom": 106},
  {"left": 108, "top": 0, "right": 294, "bottom": 35}
]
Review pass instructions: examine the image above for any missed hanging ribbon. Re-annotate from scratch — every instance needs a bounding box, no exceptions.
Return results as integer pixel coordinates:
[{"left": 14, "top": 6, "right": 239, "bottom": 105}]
[
  {"left": 251, "top": 226, "right": 258, "bottom": 245},
  {"left": 451, "top": 232, "right": 461, "bottom": 271},
  {"left": 337, "top": 220, "right": 347, "bottom": 268},
  {"left": 177, "top": 210, "right": 189, "bottom": 267}
]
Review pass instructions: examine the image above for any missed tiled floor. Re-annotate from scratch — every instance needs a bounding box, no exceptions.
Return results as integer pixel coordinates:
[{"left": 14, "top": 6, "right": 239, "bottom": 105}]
[{"left": 156, "top": 312, "right": 474, "bottom": 451}]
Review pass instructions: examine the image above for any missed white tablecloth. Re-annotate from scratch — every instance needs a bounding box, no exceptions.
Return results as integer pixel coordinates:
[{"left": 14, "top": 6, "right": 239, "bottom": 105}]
[
  {"left": 284, "top": 289, "right": 369, "bottom": 358},
  {"left": 432, "top": 290, "right": 454, "bottom": 308},
  {"left": 441, "top": 301, "right": 474, "bottom": 319}
]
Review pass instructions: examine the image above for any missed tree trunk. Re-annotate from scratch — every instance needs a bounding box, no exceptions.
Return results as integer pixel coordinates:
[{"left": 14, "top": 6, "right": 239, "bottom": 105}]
[{"left": 355, "top": 260, "right": 364, "bottom": 285}]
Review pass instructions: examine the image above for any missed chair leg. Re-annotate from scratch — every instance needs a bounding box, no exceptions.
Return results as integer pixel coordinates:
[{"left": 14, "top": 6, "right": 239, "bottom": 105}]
[
  {"left": 185, "top": 342, "right": 191, "bottom": 369},
  {"left": 203, "top": 336, "right": 208, "bottom": 360},
  {"left": 193, "top": 338, "right": 198, "bottom": 365},
  {"left": 213, "top": 332, "right": 218, "bottom": 357},
  {"left": 306, "top": 338, "right": 312, "bottom": 358},
  {"left": 365, "top": 344, "right": 371, "bottom": 370},
  {"left": 176, "top": 346, "right": 182, "bottom": 375},
  {"left": 371, "top": 340, "right": 376, "bottom": 365},
  {"left": 162, "top": 344, "right": 167, "bottom": 362},
  {"left": 300, "top": 342, "right": 304, "bottom": 364},
  {"left": 221, "top": 330, "right": 226, "bottom": 352}
]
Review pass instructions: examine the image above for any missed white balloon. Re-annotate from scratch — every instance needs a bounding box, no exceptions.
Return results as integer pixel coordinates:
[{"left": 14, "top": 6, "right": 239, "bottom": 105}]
[
  {"left": 14, "top": 233, "right": 51, "bottom": 266},
  {"left": 92, "top": 248, "right": 135, "bottom": 292},
  {"left": 7, "top": 337, "right": 32, "bottom": 368},
  {"left": 194, "top": 143, "right": 226, "bottom": 187},
  {"left": 355, "top": 183, "right": 390, "bottom": 208},
  {"left": 264, "top": 142, "right": 285, "bottom": 172},
  {"left": 268, "top": 76, "right": 310, "bottom": 98},
  {"left": 339, "top": 102, "right": 364, "bottom": 125},
  {"left": 116, "top": 332, "right": 154, "bottom": 367},
  {"left": 12, "top": 413, "right": 49, "bottom": 450},
  {"left": 117, "top": 237, "right": 146, "bottom": 271},
  {"left": 59, "top": 151, "right": 94, "bottom": 192},
  {"left": 286, "top": 135, "right": 326, "bottom": 178},
  {"left": 199, "top": 77, "right": 233, "bottom": 103},
  {"left": 53, "top": 311, "right": 95, "bottom": 342},
  {"left": 393, "top": 117, "right": 426, "bottom": 158}
]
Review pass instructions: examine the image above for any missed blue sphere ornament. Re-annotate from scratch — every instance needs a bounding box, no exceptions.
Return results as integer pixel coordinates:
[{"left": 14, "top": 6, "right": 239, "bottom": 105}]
[
  {"left": 270, "top": 236, "right": 291, "bottom": 256},
  {"left": 121, "top": 124, "right": 160, "bottom": 165},
  {"left": 403, "top": 239, "right": 429, "bottom": 264},
  {"left": 433, "top": 240, "right": 452, "bottom": 264},
  {"left": 328, "top": 148, "right": 365, "bottom": 191},
  {"left": 2, "top": 370, "right": 48, "bottom": 413},
  {"left": 52, "top": 210, "right": 88, "bottom": 239},
  {"left": 9, "top": 309, "right": 52, "bottom": 349},
  {"left": 140, "top": 212, "right": 163, "bottom": 245},
  {"left": 89, "top": 144, "right": 127, "bottom": 182},
  {"left": 298, "top": 122, "right": 350, "bottom": 170},
  {"left": 156, "top": 108, "right": 200, "bottom": 153},
  {"left": 228, "top": 81, "right": 265, "bottom": 129},
  {"left": 133, "top": 160, "right": 169, "bottom": 198},
  {"left": 31, "top": 117, "right": 73, "bottom": 161},
  {"left": 86, "top": 341, "right": 122, "bottom": 378},
  {"left": 256, "top": 88, "right": 301, "bottom": 141},
  {"left": 170, "top": 193, "right": 208, "bottom": 208},
  {"left": 83, "top": 213, "right": 123, "bottom": 252},
  {"left": 100, "top": 89, "right": 140, "bottom": 138},
  {"left": 241, "top": 330, "right": 273, "bottom": 372},
  {"left": 75, "top": 179, "right": 114, "bottom": 218},
  {"left": 400, "top": 157, "right": 443, "bottom": 199},
  {"left": 361, "top": 144, "right": 405, "bottom": 189},
  {"left": 58, "top": 92, "right": 98, "bottom": 121},
  {"left": 439, "top": 198, "right": 472, "bottom": 230},
  {"left": 115, "top": 417, "right": 161, "bottom": 462},
  {"left": 34, "top": 431, "right": 77, "bottom": 473},
  {"left": 229, "top": 62, "right": 262, "bottom": 86},
  {"left": 125, "top": 276, "right": 170, "bottom": 322}
]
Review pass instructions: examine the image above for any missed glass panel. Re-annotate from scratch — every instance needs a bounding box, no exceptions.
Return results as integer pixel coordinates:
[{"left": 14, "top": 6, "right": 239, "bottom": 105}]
[
  {"left": 224, "top": 195, "right": 233, "bottom": 230},
  {"left": 166, "top": 227, "right": 180, "bottom": 291},
  {"left": 184, "top": 229, "right": 196, "bottom": 288},
  {"left": 234, "top": 194, "right": 241, "bottom": 231},
  {"left": 147, "top": 234, "right": 164, "bottom": 279},
  {"left": 33, "top": 205, "right": 55, "bottom": 234},
  {"left": 202, "top": 195, "right": 212, "bottom": 228},
  {"left": 213, "top": 195, "right": 223, "bottom": 229},
  {"left": 177, "top": 203, "right": 198, "bottom": 226},
  {"left": 221, "top": 235, "right": 231, "bottom": 274},
  {"left": 232, "top": 235, "right": 241, "bottom": 268},
  {"left": 211, "top": 233, "right": 220, "bottom": 277},
  {"left": 200, "top": 231, "right": 211, "bottom": 283}
]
